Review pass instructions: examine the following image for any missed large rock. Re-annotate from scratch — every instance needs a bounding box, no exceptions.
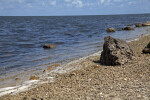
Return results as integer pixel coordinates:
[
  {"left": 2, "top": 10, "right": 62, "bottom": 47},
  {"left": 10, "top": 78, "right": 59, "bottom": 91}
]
[
  {"left": 43, "top": 44, "right": 56, "bottom": 49},
  {"left": 122, "top": 26, "right": 134, "bottom": 30},
  {"left": 100, "top": 36, "right": 134, "bottom": 65},
  {"left": 142, "top": 21, "right": 150, "bottom": 26},
  {"left": 142, "top": 42, "right": 150, "bottom": 54},
  {"left": 135, "top": 23, "right": 143, "bottom": 27},
  {"left": 107, "top": 27, "right": 115, "bottom": 32}
]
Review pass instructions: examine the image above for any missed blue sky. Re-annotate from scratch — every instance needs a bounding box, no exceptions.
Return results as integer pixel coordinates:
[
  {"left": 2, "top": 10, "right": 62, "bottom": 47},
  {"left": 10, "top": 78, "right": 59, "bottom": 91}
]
[{"left": 0, "top": 0, "right": 150, "bottom": 16}]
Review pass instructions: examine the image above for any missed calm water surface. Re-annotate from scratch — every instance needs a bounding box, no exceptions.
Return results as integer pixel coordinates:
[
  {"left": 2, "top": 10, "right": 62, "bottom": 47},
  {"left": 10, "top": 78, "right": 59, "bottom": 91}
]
[{"left": 0, "top": 14, "right": 150, "bottom": 80}]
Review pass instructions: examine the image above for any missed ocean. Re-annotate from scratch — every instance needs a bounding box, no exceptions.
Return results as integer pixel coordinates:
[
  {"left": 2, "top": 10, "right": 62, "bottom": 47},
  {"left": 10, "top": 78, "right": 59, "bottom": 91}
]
[{"left": 0, "top": 14, "right": 150, "bottom": 88}]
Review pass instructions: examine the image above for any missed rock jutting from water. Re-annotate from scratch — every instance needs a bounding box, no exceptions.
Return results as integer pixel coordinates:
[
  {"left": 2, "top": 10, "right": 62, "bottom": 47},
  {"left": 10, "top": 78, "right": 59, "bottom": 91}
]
[
  {"left": 122, "top": 26, "right": 134, "bottom": 30},
  {"left": 43, "top": 44, "right": 56, "bottom": 49},
  {"left": 142, "top": 21, "right": 150, "bottom": 26},
  {"left": 100, "top": 36, "right": 134, "bottom": 65},
  {"left": 142, "top": 42, "right": 150, "bottom": 54},
  {"left": 135, "top": 23, "right": 143, "bottom": 27},
  {"left": 106, "top": 27, "right": 115, "bottom": 32}
]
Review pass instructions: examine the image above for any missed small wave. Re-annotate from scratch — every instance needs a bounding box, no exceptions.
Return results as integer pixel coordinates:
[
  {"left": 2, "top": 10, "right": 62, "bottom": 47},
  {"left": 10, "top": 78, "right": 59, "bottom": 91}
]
[{"left": 55, "top": 42, "right": 65, "bottom": 44}]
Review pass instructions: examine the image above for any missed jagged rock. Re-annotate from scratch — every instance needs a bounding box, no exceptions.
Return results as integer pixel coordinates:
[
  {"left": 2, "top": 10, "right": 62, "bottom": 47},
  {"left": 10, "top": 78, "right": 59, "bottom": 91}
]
[
  {"left": 142, "top": 42, "right": 150, "bottom": 54},
  {"left": 135, "top": 23, "right": 143, "bottom": 27},
  {"left": 107, "top": 28, "right": 115, "bottom": 32},
  {"left": 142, "top": 21, "right": 150, "bottom": 26},
  {"left": 122, "top": 26, "right": 134, "bottom": 30},
  {"left": 100, "top": 36, "right": 134, "bottom": 65},
  {"left": 43, "top": 44, "right": 56, "bottom": 49}
]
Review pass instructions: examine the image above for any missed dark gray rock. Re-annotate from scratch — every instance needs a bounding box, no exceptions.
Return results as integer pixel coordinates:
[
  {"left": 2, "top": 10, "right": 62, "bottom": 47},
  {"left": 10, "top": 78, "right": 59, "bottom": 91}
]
[
  {"left": 107, "top": 28, "right": 115, "bottom": 32},
  {"left": 142, "top": 42, "right": 150, "bottom": 54},
  {"left": 135, "top": 23, "right": 143, "bottom": 27},
  {"left": 100, "top": 36, "right": 134, "bottom": 65},
  {"left": 142, "top": 21, "right": 150, "bottom": 26},
  {"left": 122, "top": 26, "right": 134, "bottom": 30},
  {"left": 43, "top": 44, "right": 56, "bottom": 49}
]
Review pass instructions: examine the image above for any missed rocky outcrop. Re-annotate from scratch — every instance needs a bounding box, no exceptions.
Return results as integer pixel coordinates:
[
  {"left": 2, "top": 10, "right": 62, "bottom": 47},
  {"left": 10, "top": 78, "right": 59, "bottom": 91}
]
[
  {"left": 142, "top": 21, "right": 150, "bottom": 26},
  {"left": 43, "top": 44, "right": 56, "bottom": 49},
  {"left": 100, "top": 36, "right": 134, "bottom": 65},
  {"left": 135, "top": 23, "right": 143, "bottom": 27},
  {"left": 142, "top": 42, "right": 150, "bottom": 54},
  {"left": 122, "top": 26, "right": 134, "bottom": 30},
  {"left": 107, "top": 28, "right": 115, "bottom": 32}
]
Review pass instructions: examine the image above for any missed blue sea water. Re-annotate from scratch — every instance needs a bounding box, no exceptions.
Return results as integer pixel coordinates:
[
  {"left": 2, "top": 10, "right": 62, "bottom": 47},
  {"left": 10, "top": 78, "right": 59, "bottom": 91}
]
[{"left": 0, "top": 14, "right": 150, "bottom": 82}]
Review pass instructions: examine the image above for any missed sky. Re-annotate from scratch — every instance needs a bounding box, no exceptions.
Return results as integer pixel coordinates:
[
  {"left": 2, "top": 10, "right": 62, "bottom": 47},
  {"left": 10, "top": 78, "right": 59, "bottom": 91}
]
[{"left": 0, "top": 0, "right": 150, "bottom": 16}]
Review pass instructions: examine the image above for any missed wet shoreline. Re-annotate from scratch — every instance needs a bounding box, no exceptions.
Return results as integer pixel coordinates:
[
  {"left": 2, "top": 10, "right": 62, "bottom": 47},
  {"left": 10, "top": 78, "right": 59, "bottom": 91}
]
[{"left": 0, "top": 28, "right": 150, "bottom": 99}]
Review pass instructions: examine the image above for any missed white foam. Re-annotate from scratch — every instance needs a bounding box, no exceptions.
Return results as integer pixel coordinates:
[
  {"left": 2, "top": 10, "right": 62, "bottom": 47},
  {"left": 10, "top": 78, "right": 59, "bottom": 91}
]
[{"left": 0, "top": 80, "right": 39, "bottom": 97}]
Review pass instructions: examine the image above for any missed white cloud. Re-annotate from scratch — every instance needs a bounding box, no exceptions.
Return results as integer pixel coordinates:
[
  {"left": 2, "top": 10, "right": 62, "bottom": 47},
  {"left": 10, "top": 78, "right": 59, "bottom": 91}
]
[
  {"left": 18, "top": 0, "right": 24, "bottom": 3},
  {"left": 128, "top": 1, "right": 136, "bottom": 5},
  {"left": 113, "top": 0, "right": 122, "bottom": 2},
  {"left": 64, "top": 0, "right": 71, "bottom": 2},
  {"left": 50, "top": 1, "right": 56, "bottom": 6},
  {"left": 26, "top": 3, "right": 32, "bottom": 8},
  {"left": 119, "top": 4, "right": 124, "bottom": 7},
  {"left": 100, "top": 0, "right": 105, "bottom": 4},
  {"left": 72, "top": 0, "right": 83, "bottom": 7}
]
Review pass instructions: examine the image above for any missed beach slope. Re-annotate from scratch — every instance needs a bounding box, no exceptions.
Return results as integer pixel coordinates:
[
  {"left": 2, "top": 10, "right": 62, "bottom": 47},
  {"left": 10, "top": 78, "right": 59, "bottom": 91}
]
[{"left": 1, "top": 34, "right": 150, "bottom": 100}]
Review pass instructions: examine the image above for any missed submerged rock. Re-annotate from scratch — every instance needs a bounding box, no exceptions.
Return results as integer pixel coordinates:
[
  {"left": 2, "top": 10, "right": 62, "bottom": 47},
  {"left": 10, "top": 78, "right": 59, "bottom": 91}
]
[
  {"left": 100, "top": 36, "right": 134, "bottom": 65},
  {"left": 142, "top": 21, "right": 150, "bottom": 26},
  {"left": 47, "top": 64, "right": 60, "bottom": 70},
  {"left": 135, "top": 23, "right": 143, "bottom": 27},
  {"left": 107, "top": 27, "right": 115, "bottom": 32},
  {"left": 15, "top": 78, "right": 19, "bottom": 81},
  {"left": 29, "top": 76, "right": 40, "bottom": 80},
  {"left": 142, "top": 42, "right": 150, "bottom": 54},
  {"left": 127, "top": 24, "right": 134, "bottom": 26},
  {"left": 43, "top": 44, "right": 56, "bottom": 49},
  {"left": 122, "top": 26, "right": 134, "bottom": 30}
]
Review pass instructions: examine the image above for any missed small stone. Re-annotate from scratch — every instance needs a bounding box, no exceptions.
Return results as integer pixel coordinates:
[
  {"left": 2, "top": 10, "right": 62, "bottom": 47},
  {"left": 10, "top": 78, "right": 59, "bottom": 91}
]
[
  {"left": 70, "top": 71, "right": 78, "bottom": 77},
  {"left": 29, "top": 76, "right": 40, "bottom": 80},
  {"left": 15, "top": 78, "right": 19, "bottom": 80},
  {"left": 122, "top": 26, "right": 134, "bottom": 30},
  {"left": 107, "top": 27, "right": 115, "bottom": 32},
  {"left": 43, "top": 44, "right": 56, "bottom": 49},
  {"left": 47, "top": 64, "right": 60, "bottom": 70},
  {"left": 142, "top": 21, "right": 150, "bottom": 26},
  {"left": 142, "top": 42, "right": 150, "bottom": 54},
  {"left": 43, "top": 70, "right": 46, "bottom": 73},
  {"left": 135, "top": 23, "right": 143, "bottom": 27},
  {"left": 124, "top": 78, "right": 127, "bottom": 81}
]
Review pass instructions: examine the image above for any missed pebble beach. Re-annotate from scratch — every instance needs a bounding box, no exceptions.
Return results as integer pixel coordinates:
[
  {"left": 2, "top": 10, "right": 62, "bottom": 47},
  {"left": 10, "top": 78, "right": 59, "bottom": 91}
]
[{"left": 1, "top": 30, "right": 150, "bottom": 100}]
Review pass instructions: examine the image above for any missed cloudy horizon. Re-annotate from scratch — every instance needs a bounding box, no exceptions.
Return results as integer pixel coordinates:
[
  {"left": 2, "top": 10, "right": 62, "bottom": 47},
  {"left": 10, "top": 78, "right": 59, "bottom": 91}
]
[{"left": 0, "top": 0, "right": 150, "bottom": 16}]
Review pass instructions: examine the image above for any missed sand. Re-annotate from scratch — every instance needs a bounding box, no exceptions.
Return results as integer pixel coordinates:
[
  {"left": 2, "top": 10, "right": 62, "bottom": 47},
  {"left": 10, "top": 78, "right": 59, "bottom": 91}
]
[{"left": 0, "top": 33, "right": 150, "bottom": 100}]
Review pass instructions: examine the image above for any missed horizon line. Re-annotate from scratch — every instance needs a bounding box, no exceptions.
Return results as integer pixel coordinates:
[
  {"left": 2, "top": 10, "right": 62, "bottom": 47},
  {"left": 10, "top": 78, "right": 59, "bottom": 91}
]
[{"left": 0, "top": 13, "right": 150, "bottom": 17}]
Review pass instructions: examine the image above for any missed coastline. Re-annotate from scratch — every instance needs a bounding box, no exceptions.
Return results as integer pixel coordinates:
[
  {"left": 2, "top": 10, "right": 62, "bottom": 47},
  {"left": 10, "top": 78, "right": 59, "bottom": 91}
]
[{"left": 0, "top": 29, "right": 150, "bottom": 99}]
